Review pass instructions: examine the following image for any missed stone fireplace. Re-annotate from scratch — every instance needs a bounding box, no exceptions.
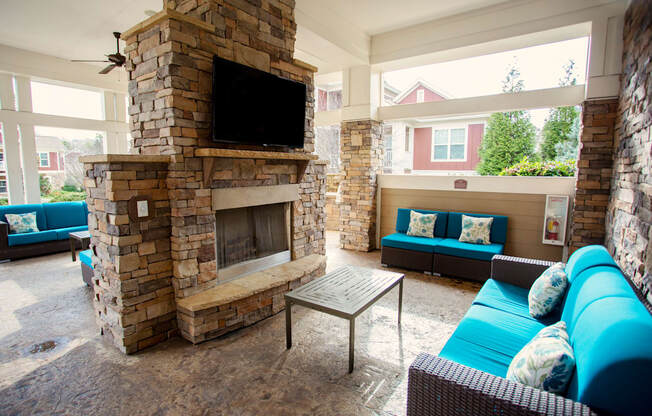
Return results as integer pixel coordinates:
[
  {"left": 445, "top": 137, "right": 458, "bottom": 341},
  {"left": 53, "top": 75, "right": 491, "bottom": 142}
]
[{"left": 80, "top": 0, "right": 327, "bottom": 353}]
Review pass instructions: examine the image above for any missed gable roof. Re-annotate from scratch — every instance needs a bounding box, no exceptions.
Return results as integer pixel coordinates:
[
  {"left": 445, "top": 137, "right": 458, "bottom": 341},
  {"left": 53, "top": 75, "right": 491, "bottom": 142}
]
[{"left": 393, "top": 79, "right": 452, "bottom": 104}]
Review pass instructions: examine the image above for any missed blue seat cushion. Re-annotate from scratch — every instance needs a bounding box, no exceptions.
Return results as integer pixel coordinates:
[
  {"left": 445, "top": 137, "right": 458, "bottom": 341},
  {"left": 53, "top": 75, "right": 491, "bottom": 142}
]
[
  {"left": 560, "top": 266, "right": 635, "bottom": 335},
  {"left": 473, "top": 279, "right": 559, "bottom": 324},
  {"left": 566, "top": 297, "right": 652, "bottom": 416},
  {"left": 564, "top": 245, "right": 618, "bottom": 283},
  {"left": 381, "top": 233, "right": 442, "bottom": 253},
  {"left": 55, "top": 225, "right": 89, "bottom": 240},
  {"left": 446, "top": 212, "right": 508, "bottom": 244},
  {"left": 43, "top": 201, "right": 88, "bottom": 230},
  {"left": 434, "top": 238, "right": 504, "bottom": 261},
  {"left": 79, "top": 249, "right": 93, "bottom": 268},
  {"left": 7, "top": 230, "right": 58, "bottom": 246},
  {"left": 439, "top": 304, "right": 545, "bottom": 377},
  {"left": 395, "top": 208, "right": 448, "bottom": 237},
  {"left": 0, "top": 204, "right": 48, "bottom": 231}
]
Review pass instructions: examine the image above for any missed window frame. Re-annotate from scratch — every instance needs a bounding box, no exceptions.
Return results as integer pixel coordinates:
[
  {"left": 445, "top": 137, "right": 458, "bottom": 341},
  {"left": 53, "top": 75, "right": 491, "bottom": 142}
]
[
  {"left": 38, "top": 152, "right": 50, "bottom": 168},
  {"left": 430, "top": 125, "right": 468, "bottom": 162},
  {"left": 416, "top": 89, "right": 425, "bottom": 103},
  {"left": 0, "top": 179, "right": 7, "bottom": 193}
]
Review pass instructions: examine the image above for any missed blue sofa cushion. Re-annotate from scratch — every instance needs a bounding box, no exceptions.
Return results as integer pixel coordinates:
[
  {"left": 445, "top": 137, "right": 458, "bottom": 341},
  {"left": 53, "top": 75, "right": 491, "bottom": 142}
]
[
  {"left": 55, "top": 225, "right": 89, "bottom": 241},
  {"left": 440, "top": 304, "right": 545, "bottom": 377},
  {"left": 396, "top": 208, "right": 448, "bottom": 238},
  {"left": 566, "top": 297, "right": 652, "bottom": 416},
  {"left": 43, "top": 201, "right": 88, "bottom": 230},
  {"left": 79, "top": 249, "right": 93, "bottom": 268},
  {"left": 434, "top": 238, "right": 504, "bottom": 261},
  {"left": 381, "top": 233, "right": 442, "bottom": 253},
  {"left": 560, "top": 266, "right": 635, "bottom": 335},
  {"left": 7, "top": 230, "right": 58, "bottom": 247},
  {"left": 446, "top": 212, "right": 508, "bottom": 244},
  {"left": 0, "top": 204, "right": 48, "bottom": 231},
  {"left": 473, "top": 279, "right": 559, "bottom": 324},
  {"left": 564, "top": 245, "right": 618, "bottom": 283}
]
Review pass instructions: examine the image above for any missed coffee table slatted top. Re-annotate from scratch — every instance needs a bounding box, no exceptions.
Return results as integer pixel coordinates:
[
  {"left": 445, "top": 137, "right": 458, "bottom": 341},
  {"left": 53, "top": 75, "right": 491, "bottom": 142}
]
[{"left": 285, "top": 266, "right": 404, "bottom": 318}]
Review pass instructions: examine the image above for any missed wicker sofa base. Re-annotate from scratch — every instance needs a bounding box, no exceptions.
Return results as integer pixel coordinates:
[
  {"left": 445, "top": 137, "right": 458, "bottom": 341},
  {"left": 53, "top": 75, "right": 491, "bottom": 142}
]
[
  {"left": 381, "top": 246, "right": 433, "bottom": 273},
  {"left": 0, "top": 239, "right": 81, "bottom": 261},
  {"left": 81, "top": 262, "right": 94, "bottom": 286},
  {"left": 434, "top": 254, "right": 491, "bottom": 282}
]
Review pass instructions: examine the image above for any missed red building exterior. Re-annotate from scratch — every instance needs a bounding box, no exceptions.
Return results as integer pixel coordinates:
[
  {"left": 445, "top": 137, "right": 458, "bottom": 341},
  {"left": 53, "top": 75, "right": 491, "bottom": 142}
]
[{"left": 413, "top": 123, "right": 485, "bottom": 171}]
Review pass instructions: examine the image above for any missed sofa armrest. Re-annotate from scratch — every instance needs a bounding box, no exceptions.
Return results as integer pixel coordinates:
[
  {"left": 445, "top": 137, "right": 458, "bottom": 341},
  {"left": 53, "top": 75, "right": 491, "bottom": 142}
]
[
  {"left": 407, "top": 353, "right": 596, "bottom": 416},
  {"left": 0, "top": 221, "right": 8, "bottom": 249},
  {"left": 491, "top": 255, "right": 557, "bottom": 289}
]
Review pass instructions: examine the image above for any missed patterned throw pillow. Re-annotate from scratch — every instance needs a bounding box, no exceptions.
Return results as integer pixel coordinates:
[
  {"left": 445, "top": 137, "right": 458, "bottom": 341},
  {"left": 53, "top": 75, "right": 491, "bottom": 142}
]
[
  {"left": 458, "top": 215, "right": 493, "bottom": 244},
  {"left": 5, "top": 212, "right": 39, "bottom": 234},
  {"left": 406, "top": 210, "right": 437, "bottom": 238},
  {"left": 506, "top": 321, "right": 575, "bottom": 394},
  {"left": 528, "top": 263, "right": 568, "bottom": 318}
]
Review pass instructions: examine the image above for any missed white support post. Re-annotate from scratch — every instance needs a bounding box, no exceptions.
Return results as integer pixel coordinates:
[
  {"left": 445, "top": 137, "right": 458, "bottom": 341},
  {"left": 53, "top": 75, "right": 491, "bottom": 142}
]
[
  {"left": 0, "top": 74, "right": 25, "bottom": 204},
  {"left": 103, "top": 91, "right": 129, "bottom": 154},
  {"left": 14, "top": 76, "right": 41, "bottom": 203},
  {"left": 341, "top": 65, "right": 381, "bottom": 122}
]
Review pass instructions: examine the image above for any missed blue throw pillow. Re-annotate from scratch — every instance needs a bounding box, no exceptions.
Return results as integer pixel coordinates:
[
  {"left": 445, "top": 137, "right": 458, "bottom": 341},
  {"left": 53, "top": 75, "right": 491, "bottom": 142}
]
[
  {"left": 528, "top": 263, "right": 568, "bottom": 318},
  {"left": 506, "top": 321, "right": 575, "bottom": 394},
  {"left": 5, "top": 212, "right": 39, "bottom": 234}
]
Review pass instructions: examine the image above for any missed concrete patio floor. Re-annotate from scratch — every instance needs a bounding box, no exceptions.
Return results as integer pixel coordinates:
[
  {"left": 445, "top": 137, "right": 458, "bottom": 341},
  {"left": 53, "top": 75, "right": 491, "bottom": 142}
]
[{"left": 0, "top": 231, "right": 480, "bottom": 416}]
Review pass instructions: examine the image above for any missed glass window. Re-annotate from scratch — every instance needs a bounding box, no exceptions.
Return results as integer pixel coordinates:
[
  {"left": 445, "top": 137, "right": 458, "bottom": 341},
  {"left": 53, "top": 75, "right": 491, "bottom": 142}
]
[
  {"left": 38, "top": 152, "right": 49, "bottom": 167},
  {"left": 327, "top": 90, "right": 342, "bottom": 110},
  {"left": 405, "top": 126, "right": 410, "bottom": 152},
  {"left": 314, "top": 125, "right": 340, "bottom": 173},
  {"left": 383, "top": 124, "right": 393, "bottom": 170},
  {"left": 31, "top": 81, "right": 103, "bottom": 120},
  {"left": 0, "top": 150, "right": 4, "bottom": 170},
  {"left": 432, "top": 128, "right": 466, "bottom": 161},
  {"left": 0, "top": 180, "right": 6, "bottom": 193},
  {"left": 383, "top": 36, "right": 588, "bottom": 105}
]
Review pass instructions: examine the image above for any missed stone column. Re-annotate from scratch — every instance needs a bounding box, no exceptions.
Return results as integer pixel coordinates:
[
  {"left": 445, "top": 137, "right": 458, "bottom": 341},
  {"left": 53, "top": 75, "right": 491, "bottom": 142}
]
[
  {"left": 569, "top": 99, "right": 618, "bottom": 253},
  {"left": 339, "top": 119, "right": 383, "bottom": 251}
]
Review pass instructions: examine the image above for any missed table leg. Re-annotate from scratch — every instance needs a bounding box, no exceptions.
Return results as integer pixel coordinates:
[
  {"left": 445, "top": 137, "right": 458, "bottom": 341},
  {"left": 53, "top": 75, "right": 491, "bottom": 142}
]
[
  {"left": 398, "top": 279, "right": 403, "bottom": 324},
  {"left": 285, "top": 300, "right": 292, "bottom": 349},
  {"left": 70, "top": 238, "right": 76, "bottom": 262},
  {"left": 349, "top": 318, "right": 355, "bottom": 373}
]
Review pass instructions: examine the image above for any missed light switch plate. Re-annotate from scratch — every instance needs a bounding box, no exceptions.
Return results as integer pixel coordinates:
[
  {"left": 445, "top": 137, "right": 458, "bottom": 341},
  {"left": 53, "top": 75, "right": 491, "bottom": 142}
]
[{"left": 136, "top": 200, "right": 149, "bottom": 217}]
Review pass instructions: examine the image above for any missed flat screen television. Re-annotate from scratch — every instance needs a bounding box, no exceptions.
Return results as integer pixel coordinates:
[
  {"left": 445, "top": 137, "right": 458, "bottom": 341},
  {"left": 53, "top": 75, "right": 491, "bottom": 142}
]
[{"left": 211, "top": 55, "right": 306, "bottom": 148}]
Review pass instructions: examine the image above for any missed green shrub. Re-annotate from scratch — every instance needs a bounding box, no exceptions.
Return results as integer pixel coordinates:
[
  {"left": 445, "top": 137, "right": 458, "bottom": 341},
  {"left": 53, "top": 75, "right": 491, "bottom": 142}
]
[
  {"left": 40, "top": 174, "right": 53, "bottom": 195},
  {"left": 61, "top": 184, "right": 81, "bottom": 192},
  {"left": 0, "top": 198, "right": 8, "bottom": 206},
  {"left": 500, "top": 157, "right": 576, "bottom": 177},
  {"left": 45, "top": 190, "right": 87, "bottom": 202}
]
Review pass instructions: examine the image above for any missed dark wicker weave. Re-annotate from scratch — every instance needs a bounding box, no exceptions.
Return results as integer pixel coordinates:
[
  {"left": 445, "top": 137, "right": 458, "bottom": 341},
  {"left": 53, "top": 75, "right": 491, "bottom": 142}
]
[
  {"left": 406, "top": 255, "right": 598, "bottom": 416},
  {"left": 407, "top": 354, "right": 596, "bottom": 416},
  {"left": 381, "top": 246, "right": 434, "bottom": 274},
  {"left": 491, "top": 254, "right": 556, "bottom": 289}
]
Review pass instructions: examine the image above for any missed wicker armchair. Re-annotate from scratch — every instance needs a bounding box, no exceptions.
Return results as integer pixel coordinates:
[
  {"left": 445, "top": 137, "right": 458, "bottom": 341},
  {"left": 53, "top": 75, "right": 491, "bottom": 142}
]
[{"left": 407, "top": 255, "right": 598, "bottom": 416}]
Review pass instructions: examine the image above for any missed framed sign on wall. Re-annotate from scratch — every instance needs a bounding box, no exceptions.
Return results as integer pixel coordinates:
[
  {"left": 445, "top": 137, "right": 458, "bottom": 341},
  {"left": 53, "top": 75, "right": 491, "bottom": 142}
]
[{"left": 542, "top": 195, "right": 570, "bottom": 246}]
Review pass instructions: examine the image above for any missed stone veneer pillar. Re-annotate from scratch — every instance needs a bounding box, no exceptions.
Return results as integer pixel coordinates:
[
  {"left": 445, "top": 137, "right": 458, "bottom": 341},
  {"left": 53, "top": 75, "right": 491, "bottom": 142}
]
[
  {"left": 605, "top": 0, "right": 652, "bottom": 306},
  {"left": 339, "top": 120, "right": 384, "bottom": 251},
  {"left": 569, "top": 99, "right": 618, "bottom": 254}
]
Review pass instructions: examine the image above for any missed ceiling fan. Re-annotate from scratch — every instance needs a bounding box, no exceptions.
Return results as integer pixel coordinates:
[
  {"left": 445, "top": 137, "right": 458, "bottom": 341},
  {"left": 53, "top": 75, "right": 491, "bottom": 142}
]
[{"left": 71, "top": 32, "right": 126, "bottom": 74}]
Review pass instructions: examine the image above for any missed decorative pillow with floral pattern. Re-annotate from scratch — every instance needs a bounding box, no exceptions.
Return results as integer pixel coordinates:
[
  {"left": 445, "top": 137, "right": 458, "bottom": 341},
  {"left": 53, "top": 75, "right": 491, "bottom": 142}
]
[
  {"left": 458, "top": 215, "right": 493, "bottom": 245},
  {"left": 506, "top": 321, "right": 575, "bottom": 395},
  {"left": 406, "top": 210, "right": 437, "bottom": 238},
  {"left": 528, "top": 263, "right": 568, "bottom": 318},
  {"left": 5, "top": 212, "right": 39, "bottom": 234}
]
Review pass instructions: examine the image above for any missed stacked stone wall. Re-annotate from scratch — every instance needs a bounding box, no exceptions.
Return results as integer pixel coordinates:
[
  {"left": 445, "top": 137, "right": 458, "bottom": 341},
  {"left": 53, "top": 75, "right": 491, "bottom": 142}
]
[{"left": 606, "top": 0, "right": 652, "bottom": 306}]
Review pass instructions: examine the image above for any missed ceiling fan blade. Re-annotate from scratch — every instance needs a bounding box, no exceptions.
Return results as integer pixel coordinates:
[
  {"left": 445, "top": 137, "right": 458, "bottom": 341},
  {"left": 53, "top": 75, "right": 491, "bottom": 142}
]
[
  {"left": 99, "top": 64, "right": 117, "bottom": 74},
  {"left": 71, "top": 59, "right": 110, "bottom": 63}
]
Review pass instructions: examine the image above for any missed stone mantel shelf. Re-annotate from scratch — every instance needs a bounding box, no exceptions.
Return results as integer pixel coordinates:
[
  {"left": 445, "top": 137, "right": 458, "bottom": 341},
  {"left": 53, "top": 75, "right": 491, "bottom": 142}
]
[{"left": 195, "top": 148, "right": 319, "bottom": 161}]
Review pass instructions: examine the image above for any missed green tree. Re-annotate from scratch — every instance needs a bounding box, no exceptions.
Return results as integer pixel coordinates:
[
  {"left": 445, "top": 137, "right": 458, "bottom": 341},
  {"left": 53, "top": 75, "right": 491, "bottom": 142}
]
[
  {"left": 540, "top": 60, "right": 580, "bottom": 160},
  {"left": 476, "top": 62, "right": 537, "bottom": 175}
]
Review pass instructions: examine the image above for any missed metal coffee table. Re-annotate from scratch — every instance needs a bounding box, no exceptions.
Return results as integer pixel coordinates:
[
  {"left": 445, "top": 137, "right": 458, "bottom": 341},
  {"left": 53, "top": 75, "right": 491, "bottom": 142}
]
[{"left": 285, "top": 265, "right": 404, "bottom": 373}]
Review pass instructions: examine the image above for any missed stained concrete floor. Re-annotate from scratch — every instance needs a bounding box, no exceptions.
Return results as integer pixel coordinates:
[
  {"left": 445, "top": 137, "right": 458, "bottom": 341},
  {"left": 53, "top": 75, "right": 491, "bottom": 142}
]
[{"left": 0, "top": 231, "right": 481, "bottom": 416}]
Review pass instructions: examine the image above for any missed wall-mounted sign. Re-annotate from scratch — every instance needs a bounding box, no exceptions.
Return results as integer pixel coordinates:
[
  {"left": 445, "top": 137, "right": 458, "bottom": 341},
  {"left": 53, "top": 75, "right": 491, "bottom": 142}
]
[
  {"left": 454, "top": 179, "right": 468, "bottom": 189},
  {"left": 542, "top": 195, "right": 570, "bottom": 246}
]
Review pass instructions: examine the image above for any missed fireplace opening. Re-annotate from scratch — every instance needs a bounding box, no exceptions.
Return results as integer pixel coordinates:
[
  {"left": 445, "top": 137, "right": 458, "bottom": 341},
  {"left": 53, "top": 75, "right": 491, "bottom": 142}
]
[{"left": 215, "top": 202, "right": 290, "bottom": 283}]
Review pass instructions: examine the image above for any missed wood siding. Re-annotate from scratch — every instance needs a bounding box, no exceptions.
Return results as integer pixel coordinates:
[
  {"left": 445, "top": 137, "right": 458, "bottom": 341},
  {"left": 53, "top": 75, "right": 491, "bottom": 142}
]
[{"left": 380, "top": 188, "right": 564, "bottom": 261}]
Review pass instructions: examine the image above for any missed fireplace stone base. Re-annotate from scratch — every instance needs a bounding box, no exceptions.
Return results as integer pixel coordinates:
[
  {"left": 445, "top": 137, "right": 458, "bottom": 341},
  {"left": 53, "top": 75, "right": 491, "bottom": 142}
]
[{"left": 176, "top": 254, "right": 326, "bottom": 344}]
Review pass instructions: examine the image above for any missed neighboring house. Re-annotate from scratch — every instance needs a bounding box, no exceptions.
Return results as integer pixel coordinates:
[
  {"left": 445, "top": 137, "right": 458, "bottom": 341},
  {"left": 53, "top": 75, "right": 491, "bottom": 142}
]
[
  {"left": 0, "top": 134, "right": 66, "bottom": 198},
  {"left": 383, "top": 80, "right": 487, "bottom": 174}
]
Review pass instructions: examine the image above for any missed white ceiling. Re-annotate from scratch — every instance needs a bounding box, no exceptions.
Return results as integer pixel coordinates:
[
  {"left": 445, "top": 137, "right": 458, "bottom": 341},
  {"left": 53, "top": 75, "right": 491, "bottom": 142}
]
[
  {"left": 0, "top": 0, "right": 161, "bottom": 63},
  {"left": 299, "top": 0, "right": 513, "bottom": 35}
]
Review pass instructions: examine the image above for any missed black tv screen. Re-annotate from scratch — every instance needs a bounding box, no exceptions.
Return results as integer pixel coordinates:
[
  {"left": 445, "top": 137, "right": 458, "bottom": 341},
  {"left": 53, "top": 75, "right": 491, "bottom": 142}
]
[{"left": 211, "top": 55, "right": 306, "bottom": 148}]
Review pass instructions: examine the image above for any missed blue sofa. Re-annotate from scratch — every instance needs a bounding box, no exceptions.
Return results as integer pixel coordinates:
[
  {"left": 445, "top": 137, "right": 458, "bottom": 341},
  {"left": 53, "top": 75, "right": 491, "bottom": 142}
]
[
  {"left": 381, "top": 208, "right": 508, "bottom": 281},
  {"left": 0, "top": 201, "right": 89, "bottom": 261},
  {"left": 407, "top": 245, "right": 652, "bottom": 416}
]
